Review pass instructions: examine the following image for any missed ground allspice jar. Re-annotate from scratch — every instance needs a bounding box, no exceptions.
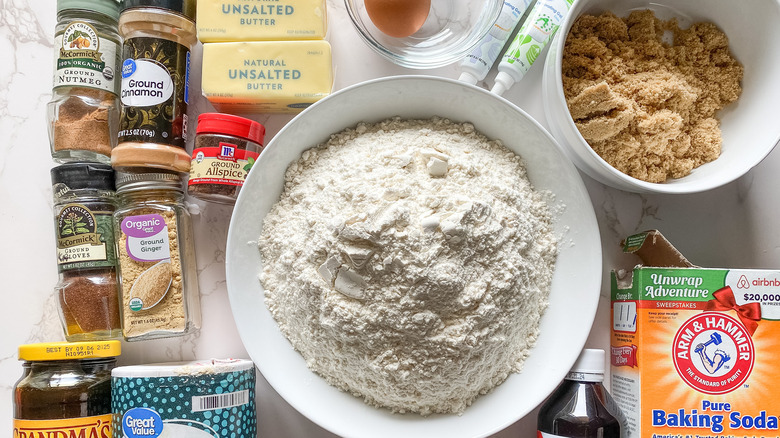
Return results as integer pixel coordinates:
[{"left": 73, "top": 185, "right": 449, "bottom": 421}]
[
  {"left": 114, "top": 170, "right": 201, "bottom": 341},
  {"left": 51, "top": 162, "right": 122, "bottom": 341},
  {"left": 13, "top": 341, "right": 120, "bottom": 437},
  {"left": 48, "top": 0, "right": 121, "bottom": 163},
  {"left": 112, "top": 0, "right": 197, "bottom": 173},
  {"left": 189, "top": 113, "right": 265, "bottom": 204}
]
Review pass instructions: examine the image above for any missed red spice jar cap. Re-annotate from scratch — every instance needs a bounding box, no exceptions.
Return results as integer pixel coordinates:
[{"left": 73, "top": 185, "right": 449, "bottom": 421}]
[{"left": 196, "top": 113, "right": 265, "bottom": 146}]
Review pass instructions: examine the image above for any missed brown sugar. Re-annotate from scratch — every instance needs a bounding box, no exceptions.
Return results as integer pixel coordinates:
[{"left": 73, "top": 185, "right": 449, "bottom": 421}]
[{"left": 562, "top": 10, "right": 743, "bottom": 183}]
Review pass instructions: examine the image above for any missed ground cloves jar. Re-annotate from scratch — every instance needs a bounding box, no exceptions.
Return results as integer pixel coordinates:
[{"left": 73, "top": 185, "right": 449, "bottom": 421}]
[
  {"left": 188, "top": 113, "right": 266, "bottom": 204},
  {"left": 51, "top": 162, "right": 122, "bottom": 341},
  {"left": 13, "top": 341, "right": 120, "bottom": 437},
  {"left": 114, "top": 169, "right": 201, "bottom": 341}
]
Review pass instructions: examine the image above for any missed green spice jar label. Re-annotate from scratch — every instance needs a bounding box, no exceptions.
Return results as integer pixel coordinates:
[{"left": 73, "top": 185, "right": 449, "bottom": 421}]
[
  {"left": 54, "top": 21, "right": 119, "bottom": 94},
  {"left": 56, "top": 203, "right": 117, "bottom": 271},
  {"left": 118, "top": 37, "right": 190, "bottom": 148}
]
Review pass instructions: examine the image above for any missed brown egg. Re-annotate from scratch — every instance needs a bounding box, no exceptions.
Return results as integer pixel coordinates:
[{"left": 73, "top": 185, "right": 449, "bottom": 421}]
[{"left": 365, "top": 0, "right": 431, "bottom": 38}]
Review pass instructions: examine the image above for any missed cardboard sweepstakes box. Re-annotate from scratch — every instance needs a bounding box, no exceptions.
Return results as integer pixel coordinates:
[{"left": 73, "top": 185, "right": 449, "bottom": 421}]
[{"left": 610, "top": 230, "right": 780, "bottom": 438}]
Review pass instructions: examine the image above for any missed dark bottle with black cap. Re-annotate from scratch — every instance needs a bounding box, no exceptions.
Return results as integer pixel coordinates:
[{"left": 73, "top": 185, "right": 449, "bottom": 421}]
[
  {"left": 537, "top": 349, "right": 624, "bottom": 438},
  {"left": 51, "top": 162, "right": 122, "bottom": 340}
]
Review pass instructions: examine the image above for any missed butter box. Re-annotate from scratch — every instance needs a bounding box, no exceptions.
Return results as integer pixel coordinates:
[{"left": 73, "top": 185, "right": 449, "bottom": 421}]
[
  {"left": 201, "top": 40, "right": 333, "bottom": 114},
  {"left": 611, "top": 230, "right": 780, "bottom": 438},
  {"left": 197, "top": 0, "right": 327, "bottom": 42}
]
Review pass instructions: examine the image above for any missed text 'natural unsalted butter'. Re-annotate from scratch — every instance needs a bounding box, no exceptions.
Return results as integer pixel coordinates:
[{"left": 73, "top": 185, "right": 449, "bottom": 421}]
[
  {"left": 197, "top": 0, "right": 327, "bottom": 42},
  {"left": 201, "top": 40, "right": 333, "bottom": 114}
]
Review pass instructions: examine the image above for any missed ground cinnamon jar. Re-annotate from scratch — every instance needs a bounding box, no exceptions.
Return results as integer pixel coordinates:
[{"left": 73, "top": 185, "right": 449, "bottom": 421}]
[
  {"left": 13, "top": 341, "right": 120, "bottom": 437},
  {"left": 112, "top": 0, "right": 197, "bottom": 173},
  {"left": 188, "top": 113, "right": 265, "bottom": 204},
  {"left": 51, "top": 162, "right": 122, "bottom": 341}
]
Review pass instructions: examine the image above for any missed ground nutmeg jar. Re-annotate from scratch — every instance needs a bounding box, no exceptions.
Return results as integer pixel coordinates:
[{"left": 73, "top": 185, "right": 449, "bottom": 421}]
[
  {"left": 13, "top": 341, "right": 120, "bottom": 437},
  {"left": 188, "top": 113, "right": 265, "bottom": 204},
  {"left": 114, "top": 169, "right": 201, "bottom": 341},
  {"left": 51, "top": 162, "right": 122, "bottom": 341},
  {"left": 48, "top": 0, "right": 122, "bottom": 163},
  {"left": 112, "top": 0, "right": 197, "bottom": 173}
]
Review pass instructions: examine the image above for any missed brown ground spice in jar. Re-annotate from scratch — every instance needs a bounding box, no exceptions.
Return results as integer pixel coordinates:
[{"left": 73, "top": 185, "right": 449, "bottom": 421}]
[
  {"left": 53, "top": 88, "right": 116, "bottom": 157},
  {"left": 58, "top": 272, "right": 121, "bottom": 335},
  {"left": 562, "top": 10, "right": 743, "bottom": 183},
  {"left": 118, "top": 210, "right": 185, "bottom": 337}
]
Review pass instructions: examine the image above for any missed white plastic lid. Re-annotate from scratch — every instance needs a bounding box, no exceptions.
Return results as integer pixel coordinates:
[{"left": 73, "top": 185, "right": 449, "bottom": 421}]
[
  {"left": 490, "top": 71, "right": 516, "bottom": 96},
  {"left": 112, "top": 358, "right": 254, "bottom": 377},
  {"left": 458, "top": 71, "right": 479, "bottom": 85},
  {"left": 571, "top": 349, "right": 605, "bottom": 375}
]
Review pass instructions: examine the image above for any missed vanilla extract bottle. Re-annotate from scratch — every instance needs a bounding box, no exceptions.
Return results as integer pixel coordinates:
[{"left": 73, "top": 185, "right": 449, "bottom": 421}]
[{"left": 537, "top": 349, "right": 624, "bottom": 438}]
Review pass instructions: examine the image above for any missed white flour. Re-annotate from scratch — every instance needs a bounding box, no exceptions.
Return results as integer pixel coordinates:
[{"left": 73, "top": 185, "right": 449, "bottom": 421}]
[{"left": 259, "top": 117, "right": 558, "bottom": 415}]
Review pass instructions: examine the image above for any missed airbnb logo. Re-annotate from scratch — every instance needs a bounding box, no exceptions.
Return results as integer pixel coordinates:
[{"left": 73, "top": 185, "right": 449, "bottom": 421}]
[{"left": 737, "top": 275, "right": 751, "bottom": 289}]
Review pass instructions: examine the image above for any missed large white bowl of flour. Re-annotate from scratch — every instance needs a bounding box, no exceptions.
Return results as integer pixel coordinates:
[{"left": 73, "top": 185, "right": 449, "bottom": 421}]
[{"left": 226, "top": 76, "right": 601, "bottom": 438}]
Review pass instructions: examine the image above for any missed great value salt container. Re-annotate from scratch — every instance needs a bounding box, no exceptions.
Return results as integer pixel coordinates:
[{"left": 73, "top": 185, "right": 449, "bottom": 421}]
[{"left": 112, "top": 359, "right": 256, "bottom": 438}]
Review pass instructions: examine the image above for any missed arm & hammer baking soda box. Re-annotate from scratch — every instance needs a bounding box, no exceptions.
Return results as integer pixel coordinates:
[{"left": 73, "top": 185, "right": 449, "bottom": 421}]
[{"left": 611, "top": 230, "right": 779, "bottom": 438}]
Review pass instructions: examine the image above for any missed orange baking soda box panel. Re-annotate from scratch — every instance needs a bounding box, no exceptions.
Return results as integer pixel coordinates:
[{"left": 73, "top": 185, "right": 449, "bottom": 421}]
[{"left": 610, "top": 230, "right": 780, "bottom": 438}]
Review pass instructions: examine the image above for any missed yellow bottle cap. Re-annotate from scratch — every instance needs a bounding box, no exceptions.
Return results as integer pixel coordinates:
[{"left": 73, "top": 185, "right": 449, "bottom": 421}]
[{"left": 18, "top": 341, "right": 121, "bottom": 361}]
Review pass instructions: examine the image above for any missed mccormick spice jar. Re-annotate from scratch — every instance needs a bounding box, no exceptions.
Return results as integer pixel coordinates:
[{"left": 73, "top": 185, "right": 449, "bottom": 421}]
[
  {"left": 112, "top": 0, "right": 197, "bottom": 173},
  {"left": 48, "top": 0, "right": 121, "bottom": 163},
  {"left": 13, "top": 341, "right": 120, "bottom": 437},
  {"left": 112, "top": 359, "right": 257, "bottom": 437},
  {"left": 114, "top": 169, "right": 201, "bottom": 341},
  {"left": 51, "top": 162, "right": 122, "bottom": 341},
  {"left": 188, "top": 113, "right": 265, "bottom": 204}
]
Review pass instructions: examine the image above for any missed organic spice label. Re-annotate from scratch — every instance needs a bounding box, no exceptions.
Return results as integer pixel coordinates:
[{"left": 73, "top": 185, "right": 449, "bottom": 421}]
[
  {"left": 118, "top": 37, "right": 190, "bottom": 148},
  {"left": 14, "top": 415, "right": 113, "bottom": 438},
  {"left": 120, "top": 214, "right": 171, "bottom": 263},
  {"left": 56, "top": 203, "right": 116, "bottom": 271},
  {"left": 189, "top": 143, "right": 258, "bottom": 187},
  {"left": 53, "top": 21, "right": 119, "bottom": 94}
]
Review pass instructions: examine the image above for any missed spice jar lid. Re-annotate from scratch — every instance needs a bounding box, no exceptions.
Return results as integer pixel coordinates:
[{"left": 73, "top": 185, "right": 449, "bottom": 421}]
[
  {"left": 58, "top": 0, "right": 121, "bottom": 21},
  {"left": 19, "top": 341, "right": 121, "bottom": 361},
  {"left": 115, "top": 169, "right": 184, "bottom": 193},
  {"left": 51, "top": 162, "right": 115, "bottom": 192},
  {"left": 122, "top": 0, "right": 196, "bottom": 21},
  {"left": 196, "top": 113, "right": 266, "bottom": 146}
]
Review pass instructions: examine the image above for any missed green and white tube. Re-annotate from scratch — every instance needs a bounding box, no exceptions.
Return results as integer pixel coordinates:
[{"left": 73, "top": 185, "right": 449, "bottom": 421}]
[
  {"left": 490, "top": 0, "right": 573, "bottom": 96},
  {"left": 458, "top": 0, "right": 534, "bottom": 85}
]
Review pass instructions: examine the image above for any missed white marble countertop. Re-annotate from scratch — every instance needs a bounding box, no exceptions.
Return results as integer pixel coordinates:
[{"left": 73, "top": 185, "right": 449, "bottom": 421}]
[{"left": 2, "top": 1, "right": 780, "bottom": 437}]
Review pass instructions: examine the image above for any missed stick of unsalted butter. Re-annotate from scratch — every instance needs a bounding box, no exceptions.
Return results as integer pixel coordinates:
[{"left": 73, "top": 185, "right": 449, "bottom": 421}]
[
  {"left": 201, "top": 40, "right": 333, "bottom": 114},
  {"left": 197, "top": 0, "right": 327, "bottom": 42}
]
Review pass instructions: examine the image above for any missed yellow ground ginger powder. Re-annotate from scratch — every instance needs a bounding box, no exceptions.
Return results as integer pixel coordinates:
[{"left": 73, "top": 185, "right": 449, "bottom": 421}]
[
  {"left": 562, "top": 10, "right": 743, "bottom": 183},
  {"left": 118, "top": 210, "right": 185, "bottom": 337}
]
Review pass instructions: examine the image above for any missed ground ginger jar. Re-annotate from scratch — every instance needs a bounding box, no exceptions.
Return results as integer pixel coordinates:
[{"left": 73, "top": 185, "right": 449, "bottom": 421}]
[
  {"left": 113, "top": 170, "right": 201, "bottom": 341},
  {"left": 13, "top": 341, "right": 120, "bottom": 438}
]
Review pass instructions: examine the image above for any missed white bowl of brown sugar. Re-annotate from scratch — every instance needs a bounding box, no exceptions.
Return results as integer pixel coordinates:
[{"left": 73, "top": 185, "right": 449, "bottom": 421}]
[{"left": 542, "top": 0, "right": 780, "bottom": 193}]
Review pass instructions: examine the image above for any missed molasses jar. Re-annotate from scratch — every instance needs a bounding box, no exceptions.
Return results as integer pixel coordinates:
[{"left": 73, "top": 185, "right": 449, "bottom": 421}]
[{"left": 13, "top": 341, "right": 120, "bottom": 437}]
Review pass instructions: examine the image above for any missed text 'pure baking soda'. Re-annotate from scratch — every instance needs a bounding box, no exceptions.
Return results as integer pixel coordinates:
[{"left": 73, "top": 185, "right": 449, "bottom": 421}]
[{"left": 610, "top": 230, "right": 780, "bottom": 438}]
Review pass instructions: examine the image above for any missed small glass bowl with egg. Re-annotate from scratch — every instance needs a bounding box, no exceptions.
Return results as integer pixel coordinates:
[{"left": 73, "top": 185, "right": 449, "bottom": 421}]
[{"left": 345, "top": 0, "right": 503, "bottom": 69}]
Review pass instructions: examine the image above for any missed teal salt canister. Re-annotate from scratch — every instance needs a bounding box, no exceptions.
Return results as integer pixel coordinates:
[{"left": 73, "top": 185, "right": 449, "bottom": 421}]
[{"left": 112, "top": 359, "right": 256, "bottom": 437}]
